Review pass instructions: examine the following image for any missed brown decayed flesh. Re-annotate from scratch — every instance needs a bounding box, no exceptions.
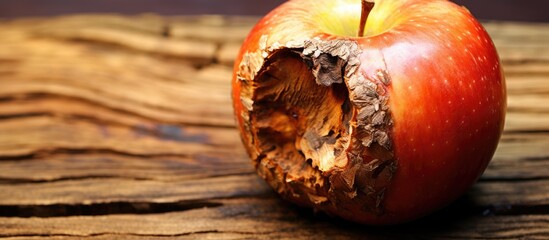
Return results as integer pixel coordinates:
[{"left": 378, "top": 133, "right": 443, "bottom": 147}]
[{"left": 236, "top": 37, "right": 396, "bottom": 219}]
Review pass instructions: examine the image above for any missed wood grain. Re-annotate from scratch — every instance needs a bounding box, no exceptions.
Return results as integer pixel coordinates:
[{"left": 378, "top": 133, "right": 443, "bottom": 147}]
[
  {"left": 1, "top": 198, "right": 548, "bottom": 239},
  {"left": 0, "top": 15, "right": 548, "bottom": 239}
]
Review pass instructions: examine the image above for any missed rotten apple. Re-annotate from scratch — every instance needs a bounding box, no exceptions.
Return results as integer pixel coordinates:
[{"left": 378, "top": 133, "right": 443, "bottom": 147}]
[{"left": 232, "top": 0, "right": 506, "bottom": 224}]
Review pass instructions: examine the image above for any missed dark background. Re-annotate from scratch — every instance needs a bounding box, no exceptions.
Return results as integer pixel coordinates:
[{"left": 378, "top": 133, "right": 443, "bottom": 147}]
[{"left": 0, "top": 0, "right": 548, "bottom": 22}]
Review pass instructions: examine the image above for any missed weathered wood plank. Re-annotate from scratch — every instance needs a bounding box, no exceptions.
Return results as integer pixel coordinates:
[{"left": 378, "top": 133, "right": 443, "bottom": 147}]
[
  {"left": 0, "top": 116, "right": 241, "bottom": 158},
  {"left": 2, "top": 14, "right": 256, "bottom": 58},
  {"left": 0, "top": 174, "right": 546, "bottom": 209},
  {"left": 483, "top": 21, "right": 549, "bottom": 42},
  {"left": 507, "top": 76, "right": 549, "bottom": 95},
  {"left": 0, "top": 175, "right": 271, "bottom": 206},
  {"left": 505, "top": 112, "right": 549, "bottom": 132},
  {"left": 217, "top": 42, "right": 242, "bottom": 66},
  {"left": 503, "top": 62, "right": 549, "bottom": 76},
  {"left": 493, "top": 133, "right": 549, "bottom": 160},
  {"left": 0, "top": 198, "right": 547, "bottom": 239},
  {"left": 0, "top": 64, "right": 233, "bottom": 127},
  {"left": 169, "top": 15, "right": 256, "bottom": 43},
  {"left": 0, "top": 153, "right": 253, "bottom": 182},
  {"left": 0, "top": 18, "right": 234, "bottom": 127}
]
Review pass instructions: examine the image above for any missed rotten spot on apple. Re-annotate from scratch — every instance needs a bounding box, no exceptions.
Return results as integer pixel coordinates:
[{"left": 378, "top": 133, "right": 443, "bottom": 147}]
[{"left": 232, "top": 0, "right": 506, "bottom": 225}]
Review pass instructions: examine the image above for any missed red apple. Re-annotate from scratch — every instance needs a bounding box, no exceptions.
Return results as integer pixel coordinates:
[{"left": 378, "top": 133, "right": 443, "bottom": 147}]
[{"left": 232, "top": 0, "right": 506, "bottom": 224}]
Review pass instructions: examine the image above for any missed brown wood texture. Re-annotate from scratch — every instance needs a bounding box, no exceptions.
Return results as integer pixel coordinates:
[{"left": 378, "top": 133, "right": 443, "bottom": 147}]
[{"left": 0, "top": 14, "right": 548, "bottom": 239}]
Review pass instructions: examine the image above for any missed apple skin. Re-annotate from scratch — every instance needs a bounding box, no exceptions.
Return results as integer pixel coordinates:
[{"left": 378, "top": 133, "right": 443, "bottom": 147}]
[{"left": 232, "top": 0, "right": 506, "bottom": 224}]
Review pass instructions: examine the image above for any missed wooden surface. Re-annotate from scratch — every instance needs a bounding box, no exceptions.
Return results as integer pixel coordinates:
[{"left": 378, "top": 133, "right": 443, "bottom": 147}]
[{"left": 0, "top": 14, "right": 548, "bottom": 239}]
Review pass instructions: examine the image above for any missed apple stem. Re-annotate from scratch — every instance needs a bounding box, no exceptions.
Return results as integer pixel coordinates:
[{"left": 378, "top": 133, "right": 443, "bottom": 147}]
[{"left": 358, "top": 0, "right": 374, "bottom": 37}]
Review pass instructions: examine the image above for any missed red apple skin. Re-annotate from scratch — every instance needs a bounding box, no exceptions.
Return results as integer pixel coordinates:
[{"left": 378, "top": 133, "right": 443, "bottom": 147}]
[{"left": 232, "top": 0, "right": 506, "bottom": 224}]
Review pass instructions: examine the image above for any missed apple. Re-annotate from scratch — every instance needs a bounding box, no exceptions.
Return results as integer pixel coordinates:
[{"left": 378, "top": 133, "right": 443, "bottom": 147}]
[{"left": 232, "top": 0, "right": 506, "bottom": 224}]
